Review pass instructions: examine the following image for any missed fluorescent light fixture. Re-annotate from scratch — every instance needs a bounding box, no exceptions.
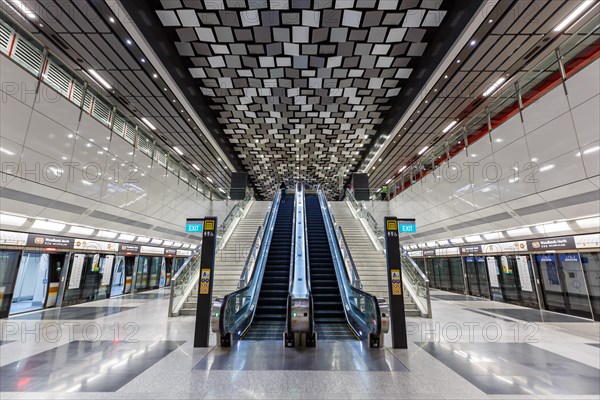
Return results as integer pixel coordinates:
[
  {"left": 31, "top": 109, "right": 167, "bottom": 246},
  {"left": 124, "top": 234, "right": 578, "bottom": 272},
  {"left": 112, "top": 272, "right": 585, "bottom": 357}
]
[
  {"left": 87, "top": 69, "right": 112, "bottom": 90},
  {"left": 576, "top": 216, "right": 600, "bottom": 229},
  {"left": 554, "top": 0, "right": 595, "bottom": 32},
  {"left": 141, "top": 117, "right": 157, "bottom": 131},
  {"left": 172, "top": 146, "right": 183, "bottom": 156},
  {"left": 0, "top": 147, "right": 15, "bottom": 155},
  {"left": 136, "top": 236, "right": 151, "bottom": 244},
  {"left": 483, "top": 232, "right": 503, "bottom": 241},
  {"left": 97, "top": 230, "right": 118, "bottom": 239},
  {"left": 69, "top": 226, "right": 94, "bottom": 236},
  {"left": 425, "top": 241, "right": 437, "bottom": 248},
  {"left": 6, "top": 0, "right": 36, "bottom": 19},
  {"left": 192, "top": 164, "right": 200, "bottom": 171},
  {"left": 449, "top": 238, "right": 465, "bottom": 245},
  {"left": 385, "top": 178, "right": 392, "bottom": 184},
  {"left": 506, "top": 227, "right": 532, "bottom": 237},
  {"left": 483, "top": 77, "right": 507, "bottom": 97},
  {"left": 32, "top": 220, "right": 66, "bottom": 232},
  {"left": 218, "top": 188, "right": 226, "bottom": 193},
  {"left": 442, "top": 121, "right": 457, "bottom": 133},
  {"left": 539, "top": 164, "right": 555, "bottom": 172},
  {"left": 118, "top": 233, "right": 135, "bottom": 241},
  {"left": 399, "top": 166, "right": 407, "bottom": 173},
  {"left": 150, "top": 239, "right": 163, "bottom": 245},
  {"left": 537, "top": 222, "right": 571, "bottom": 234},
  {"left": 173, "top": 242, "right": 183, "bottom": 248},
  {"left": 162, "top": 241, "right": 174, "bottom": 247},
  {"left": 465, "top": 235, "right": 482, "bottom": 243},
  {"left": 418, "top": 146, "right": 429, "bottom": 155},
  {"left": 0, "top": 213, "right": 27, "bottom": 227},
  {"left": 206, "top": 177, "right": 213, "bottom": 183}
]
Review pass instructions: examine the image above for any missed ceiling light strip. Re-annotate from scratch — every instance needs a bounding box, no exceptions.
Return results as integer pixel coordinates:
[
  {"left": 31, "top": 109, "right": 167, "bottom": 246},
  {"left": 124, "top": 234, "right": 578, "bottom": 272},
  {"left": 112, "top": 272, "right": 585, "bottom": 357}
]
[
  {"left": 362, "top": 0, "right": 498, "bottom": 174},
  {"left": 106, "top": 0, "right": 236, "bottom": 173}
]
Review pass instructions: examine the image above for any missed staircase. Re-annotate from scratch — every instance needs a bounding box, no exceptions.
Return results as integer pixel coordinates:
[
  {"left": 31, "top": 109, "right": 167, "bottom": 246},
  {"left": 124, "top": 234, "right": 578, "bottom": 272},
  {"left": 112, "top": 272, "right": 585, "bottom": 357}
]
[
  {"left": 178, "top": 201, "right": 270, "bottom": 316},
  {"left": 329, "top": 201, "right": 421, "bottom": 317},
  {"left": 306, "top": 196, "right": 357, "bottom": 341},
  {"left": 243, "top": 195, "right": 294, "bottom": 340}
]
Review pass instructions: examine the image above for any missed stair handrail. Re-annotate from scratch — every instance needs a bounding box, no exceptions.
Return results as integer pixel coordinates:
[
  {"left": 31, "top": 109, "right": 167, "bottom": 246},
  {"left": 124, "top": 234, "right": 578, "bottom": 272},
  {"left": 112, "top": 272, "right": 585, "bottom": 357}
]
[
  {"left": 316, "top": 187, "right": 383, "bottom": 347},
  {"left": 168, "top": 192, "right": 254, "bottom": 317},
  {"left": 344, "top": 189, "right": 432, "bottom": 318},
  {"left": 215, "top": 191, "right": 282, "bottom": 345}
]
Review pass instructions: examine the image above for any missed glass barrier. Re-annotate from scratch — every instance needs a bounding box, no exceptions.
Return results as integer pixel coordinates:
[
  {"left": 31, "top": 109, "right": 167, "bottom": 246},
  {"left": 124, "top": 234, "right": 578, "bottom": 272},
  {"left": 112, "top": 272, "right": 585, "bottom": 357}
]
[
  {"left": 391, "top": 17, "right": 600, "bottom": 194},
  {"left": 317, "top": 188, "right": 382, "bottom": 343},
  {"left": 344, "top": 189, "right": 432, "bottom": 318},
  {"left": 168, "top": 191, "right": 254, "bottom": 316},
  {"left": 218, "top": 192, "right": 282, "bottom": 341}
]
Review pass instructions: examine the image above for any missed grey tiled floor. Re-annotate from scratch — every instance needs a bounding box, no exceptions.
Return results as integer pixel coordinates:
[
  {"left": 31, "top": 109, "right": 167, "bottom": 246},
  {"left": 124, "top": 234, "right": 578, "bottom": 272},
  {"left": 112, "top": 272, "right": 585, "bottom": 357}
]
[{"left": 0, "top": 287, "right": 598, "bottom": 400}]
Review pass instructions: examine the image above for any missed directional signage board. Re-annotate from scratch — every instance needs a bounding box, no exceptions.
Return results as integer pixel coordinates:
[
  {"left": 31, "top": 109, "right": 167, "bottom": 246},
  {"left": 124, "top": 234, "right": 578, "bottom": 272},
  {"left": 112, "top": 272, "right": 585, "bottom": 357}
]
[
  {"left": 397, "top": 219, "right": 417, "bottom": 233},
  {"left": 384, "top": 217, "right": 408, "bottom": 349},
  {"left": 185, "top": 219, "right": 204, "bottom": 233},
  {"left": 194, "top": 217, "right": 217, "bottom": 348}
]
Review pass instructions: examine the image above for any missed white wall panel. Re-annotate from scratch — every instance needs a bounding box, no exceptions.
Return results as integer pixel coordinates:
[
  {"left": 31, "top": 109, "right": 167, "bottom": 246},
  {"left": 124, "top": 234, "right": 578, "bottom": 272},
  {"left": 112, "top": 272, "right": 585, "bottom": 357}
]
[
  {"left": 24, "top": 110, "right": 76, "bottom": 162},
  {"left": 490, "top": 114, "right": 526, "bottom": 151},
  {"left": 522, "top": 85, "right": 570, "bottom": 133},
  {"left": 18, "top": 147, "right": 69, "bottom": 191},
  {"left": 0, "top": 54, "right": 38, "bottom": 107},
  {"left": 66, "top": 168, "right": 103, "bottom": 201},
  {"left": 33, "top": 84, "right": 80, "bottom": 133},
  {"left": 77, "top": 113, "right": 111, "bottom": 150},
  {"left": 535, "top": 151, "right": 586, "bottom": 192},
  {"left": 0, "top": 137, "right": 22, "bottom": 166},
  {"left": 565, "top": 59, "right": 600, "bottom": 108},
  {"left": 0, "top": 93, "right": 32, "bottom": 145},
  {"left": 526, "top": 113, "right": 578, "bottom": 163},
  {"left": 571, "top": 95, "right": 600, "bottom": 147}
]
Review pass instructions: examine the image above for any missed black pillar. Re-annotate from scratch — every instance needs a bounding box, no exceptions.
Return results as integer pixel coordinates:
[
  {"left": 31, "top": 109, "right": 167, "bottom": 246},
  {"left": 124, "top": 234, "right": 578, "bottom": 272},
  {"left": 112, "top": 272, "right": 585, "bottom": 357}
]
[
  {"left": 193, "top": 217, "right": 218, "bottom": 347},
  {"left": 384, "top": 217, "right": 408, "bottom": 349}
]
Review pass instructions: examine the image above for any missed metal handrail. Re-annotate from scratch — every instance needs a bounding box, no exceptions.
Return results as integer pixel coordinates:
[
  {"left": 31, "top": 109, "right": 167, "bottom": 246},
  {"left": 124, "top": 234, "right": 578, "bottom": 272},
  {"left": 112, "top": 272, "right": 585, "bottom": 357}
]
[
  {"left": 217, "top": 191, "right": 282, "bottom": 344},
  {"left": 344, "top": 188, "right": 432, "bottom": 318},
  {"left": 336, "top": 226, "right": 362, "bottom": 289},
  {"left": 316, "top": 188, "right": 382, "bottom": 345},
  {"left": 168, "top": 191, "right": 253, "bottom": 317}
]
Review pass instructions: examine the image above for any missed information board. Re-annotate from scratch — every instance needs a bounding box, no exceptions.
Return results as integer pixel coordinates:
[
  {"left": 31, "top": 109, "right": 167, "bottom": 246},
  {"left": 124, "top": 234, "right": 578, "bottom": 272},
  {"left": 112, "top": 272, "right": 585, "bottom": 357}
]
[
  {"left": 69, "top": 254, "right": 85, "bottom": 289},
  {"left": 516, "top": 256, "right": 532, "bottom": 292},
  {"left": 101, "top": 255, "right": 114, "bottom": 286},
  {"left": 486, "top": 257, "right": 500, "bottom": 288}
]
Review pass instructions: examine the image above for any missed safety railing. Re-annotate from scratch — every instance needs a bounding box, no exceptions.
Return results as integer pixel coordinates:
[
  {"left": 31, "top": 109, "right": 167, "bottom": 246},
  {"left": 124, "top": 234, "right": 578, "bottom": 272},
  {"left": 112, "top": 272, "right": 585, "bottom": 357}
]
[
  {"left": 168, "top": 192, "right": 254, "bottom": 317},
  {"left": 345, "top": 189, "right": 432, "bottom": 318},
  {"left": 317, "top": 188, "right": 383, "bottom": 347},
  {"left": 216, "top": 191, "right": 282, "bottom": 346},
  {"left": 390, "top": 16, "right": 600, "bottom": 196}
]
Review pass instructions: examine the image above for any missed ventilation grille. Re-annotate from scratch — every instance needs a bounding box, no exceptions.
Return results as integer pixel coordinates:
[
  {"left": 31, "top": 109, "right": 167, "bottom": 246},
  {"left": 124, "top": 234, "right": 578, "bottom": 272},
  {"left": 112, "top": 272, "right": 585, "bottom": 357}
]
[
  {"left": 43, "top": 60, "right": 72, "bottom": 98},
  {"left": 180, "top": 169, "right": 188, "bottom": 182},
  {"left": 71, "top": 81, "right": 84, "bottom": 106},
  {"left": 83, "top": 92, "right": 93, "bottom": 113},
  {"left": 124, "top": 123, "right": 136, "bottom": 145},
  {"left": 11, "top": 36, "right": 43, "bottom": 76},
  {"left": 155, "top": 149, "right": 167, "bottom": 167},
  {"left": 0, "top": 20, "right": 14, "bottom": 55},
  {"left": 91, "top": 97, "right": 111, "bottom": 126},
  {"left": 112, "top": 114, "right": 126, "bottom": 138},
  {"left": 138, "top": 134, "right": 153, "bottom": 157}
]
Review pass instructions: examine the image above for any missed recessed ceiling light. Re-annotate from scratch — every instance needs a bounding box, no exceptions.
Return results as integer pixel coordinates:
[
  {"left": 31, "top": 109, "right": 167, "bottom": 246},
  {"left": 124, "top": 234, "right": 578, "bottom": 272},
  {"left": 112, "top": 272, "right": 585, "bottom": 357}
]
[
  {"left": 126, "top": 39, "right": 132, "bottom": 45},
  {"left": 192, "top": 164, "right": 200, "bottom": 171},
  {"left": 444, "top": 75, "right": 448, "bottom": 79},
  {"left": 399, "top": 166, "right": 407, "bottom": 173},
  {"left": 141, "top": 58, "right": 146, "bottom": 63},
  {"left": 418, "top": 146, "right": 429, "bottom": 155},
  {"left": 470, "top": 40, "right": 477, "bottom": 46},
  {"left": 164, "top": 88, "right": 167, "bottom": 91},
  {"left": 153, "top": 74, "right": 158, "bottom": 78},
  {"left": 109, "top": 17, "right": 115, "bottom": 23},
  {"left": 488, "top": 19, "right": 493, "bottom": 23},
  {"left": 442, "top": 121, "right": 458, "bottom": 133},
  {"left": 456, "top": 60, "right": 461, "bottom": 63}
]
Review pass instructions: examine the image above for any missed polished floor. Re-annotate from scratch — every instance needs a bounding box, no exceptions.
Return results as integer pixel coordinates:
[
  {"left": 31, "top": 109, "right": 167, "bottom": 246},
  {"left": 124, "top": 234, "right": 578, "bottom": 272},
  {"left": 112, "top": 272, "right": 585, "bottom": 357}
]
[{"left": 0, "top": 288, "right": 598, "bottom": 399}]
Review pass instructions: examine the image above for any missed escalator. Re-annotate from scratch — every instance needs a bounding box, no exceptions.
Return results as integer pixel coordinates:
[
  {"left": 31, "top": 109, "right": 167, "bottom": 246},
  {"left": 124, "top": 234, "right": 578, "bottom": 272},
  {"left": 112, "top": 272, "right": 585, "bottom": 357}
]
[
  {"left": 242, "top": 195, "right": 294, "bottom": 340},
  {"left": 305, "top": 195, "right": 357, "bottom": 341}
]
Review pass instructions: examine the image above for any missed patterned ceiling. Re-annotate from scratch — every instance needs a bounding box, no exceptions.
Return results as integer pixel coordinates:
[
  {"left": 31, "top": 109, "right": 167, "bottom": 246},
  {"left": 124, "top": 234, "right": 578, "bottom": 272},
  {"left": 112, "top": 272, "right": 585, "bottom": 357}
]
[{"left": 154, "top": 0, "right": 448, "bottom": 198}]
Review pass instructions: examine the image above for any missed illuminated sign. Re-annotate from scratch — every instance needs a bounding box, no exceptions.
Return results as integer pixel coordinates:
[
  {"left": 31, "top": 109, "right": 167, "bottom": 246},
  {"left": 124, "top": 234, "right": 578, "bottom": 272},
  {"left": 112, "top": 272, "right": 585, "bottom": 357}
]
[
  {"left": 185, "top": 219, "right": 203, "bottom": 233},
  {"left": 397, "top": 219, "right": 416, "bottom": 233}
]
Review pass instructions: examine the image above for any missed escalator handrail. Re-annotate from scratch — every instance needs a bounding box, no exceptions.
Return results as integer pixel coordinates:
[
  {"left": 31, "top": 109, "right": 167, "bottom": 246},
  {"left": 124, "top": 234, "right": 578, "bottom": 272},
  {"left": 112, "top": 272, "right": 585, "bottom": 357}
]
[
  {"left": 301, "top": 186, "right": 315, "bottom": 337},
  {"left": 316, "top": 188, "right": 382, "bottom": 340},
  {"left": 218, "top": 191, "right": 283, "bottom": 339}
]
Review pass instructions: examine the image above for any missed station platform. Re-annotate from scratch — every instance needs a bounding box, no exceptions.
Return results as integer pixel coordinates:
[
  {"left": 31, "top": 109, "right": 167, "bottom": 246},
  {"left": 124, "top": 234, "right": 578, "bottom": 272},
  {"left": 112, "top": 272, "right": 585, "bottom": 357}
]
[{"left": 1, "top": 288, "right": 598, "bottom": 400}]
